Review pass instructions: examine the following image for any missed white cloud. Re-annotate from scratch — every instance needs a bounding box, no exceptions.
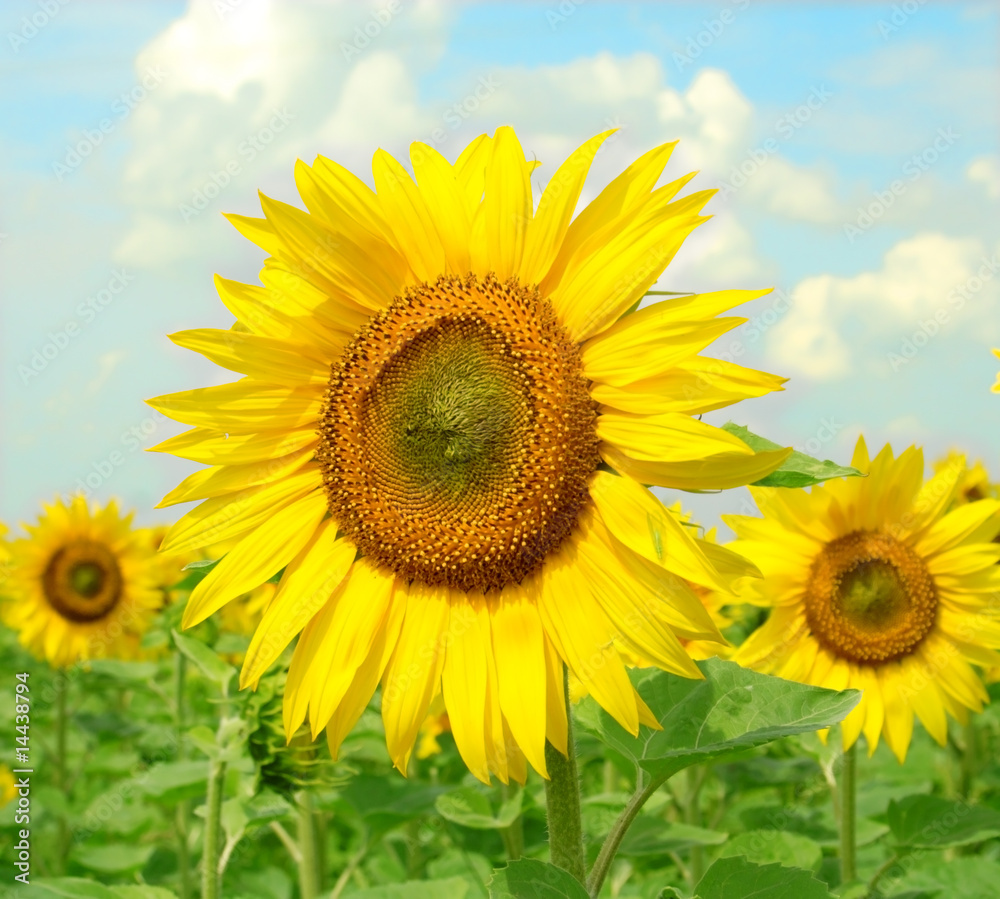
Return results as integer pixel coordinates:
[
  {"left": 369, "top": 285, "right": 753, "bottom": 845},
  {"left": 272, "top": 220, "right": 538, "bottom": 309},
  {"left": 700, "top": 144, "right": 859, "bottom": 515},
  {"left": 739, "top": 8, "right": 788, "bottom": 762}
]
[
  {"left": 740, "top": 156, "right": 845, "bottom": 224},
  {"left": 967, "top": 155, "right": 1000, "bottom": 199},
  {"left": 767, "top": 232, "right": 998, "bottom": 379}
]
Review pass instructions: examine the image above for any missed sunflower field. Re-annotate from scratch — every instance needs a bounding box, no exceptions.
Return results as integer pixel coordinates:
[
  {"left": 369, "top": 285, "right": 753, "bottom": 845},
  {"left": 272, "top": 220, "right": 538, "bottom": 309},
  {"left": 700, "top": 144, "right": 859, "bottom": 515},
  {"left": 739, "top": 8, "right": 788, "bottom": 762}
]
[{"left": 3, "top": 3, "right": 1000, "bottom": 899}]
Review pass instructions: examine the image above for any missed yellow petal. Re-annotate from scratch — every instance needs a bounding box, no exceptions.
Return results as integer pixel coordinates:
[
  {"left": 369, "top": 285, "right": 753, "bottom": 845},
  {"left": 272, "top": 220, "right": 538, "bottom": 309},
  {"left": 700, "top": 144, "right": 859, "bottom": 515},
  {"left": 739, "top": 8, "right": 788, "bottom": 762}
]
[
  {"left": 326, "top": 579, "right": 406, "bottom": 759},
  {"left": 878, "top": 666, "right": 914, "bottom": 763},
  {"left": 309, "top": 153, "right": 398, "bottom": 245},
  {"left": 601, "top": 440, "right": 791, "bottom": 492},
  {"left": 596, "top": 411, "right": 755, "bottom": 462},
  {"left": 583, "top": 315, "right": 747, "bottom": 388},
  {"left": 161, "top": 467, "right": 320, "bottom": 554},
  {"left": 454, "top": 133, "right": 492, "bottom": 218},
  {"left": 148, "top": 381, "right": 322, "bottom": 433},
  {"left": 537, "top": 545, "right": 638, "bottom": 735},
  {"left": 410, "top": 142, "right": 472, "bottom": 275},
  {"left": 589, "top": 470, "right": 728, "bottom": 592},
  {"left": 260, "top": 192, "right": 403, "bottom": 310},
  {"left": 548, "top": 188, "right": 714, "bottom": 342},
  {"left": 542, "top": 631, "right": 568, "bottom": 756},
  {"left": 542, "top": 140, "right": 679, "bottom": 290},
  {"left": 482, "top": 126, "right": 531, "bottom": 279},
  {"left": 518, "top": 129, "right": 616, "bottom": 285},
  {"left": 915, "top": 499, "right": 1000, "bottom": 558},
  {"left": 168, "top": 329, "right": 331, "bottom": 386},
  {"left": 590, "top": 357, "right": 787, "bottom": 416},
  {"left": 490, "top": 585, "right": 548, "bottom": 778},
  {"left": 240, "top": 520, "right": 356, "bottom": 688},
  {"left": 309, "top": 561, "right": 397, "bottom": 737},
  {"left": 156, "top": 446, "right": 314, "bottom": 508},
  {"left": 148, "top": 427, "right": 317, "bottom": 466},
  {"left": 182, "top": 489, "right": 327, "bottom": 627},
  {"left": 441, "top": 596, "right": 491, "bottom": 783},
  {"left": 381, "top": 581, "right": 450, "bottom": 773},
  {"left": 372, "top": 148, "right": 446, "bottom": 282}
]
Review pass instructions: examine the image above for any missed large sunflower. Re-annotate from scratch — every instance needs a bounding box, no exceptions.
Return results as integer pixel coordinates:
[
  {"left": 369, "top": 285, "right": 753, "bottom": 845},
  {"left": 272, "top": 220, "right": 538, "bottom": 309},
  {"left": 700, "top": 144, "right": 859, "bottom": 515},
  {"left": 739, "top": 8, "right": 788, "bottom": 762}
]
[
  {"left": 149, "top": 127, "right": 791, "bottom": 783},
  {"left": 731, "top": 437, "right": 1000, "bottom": 762},
  {"left": 2, "top": 497, "right": 162, "bottom": 668}
]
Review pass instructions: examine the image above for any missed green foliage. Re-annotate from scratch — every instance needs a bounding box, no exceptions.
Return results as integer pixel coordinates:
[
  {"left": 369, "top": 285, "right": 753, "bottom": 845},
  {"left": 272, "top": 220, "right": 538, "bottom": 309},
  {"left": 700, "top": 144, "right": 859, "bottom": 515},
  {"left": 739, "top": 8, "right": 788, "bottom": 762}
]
[
  {"left": 722, "top": 423, "right": 863, "bottom": 487},
  {"left": 488, "top": 859, "right": 590, "bottom": 898},
  {"left": 695, "top": 857, "right": 834, "bottom": 898},
  {"left": 575, "top": 658, "right": 860, "bottom": 782},
  {"left": 887, "top": 794, "right": 1000, "bottom": 847}
]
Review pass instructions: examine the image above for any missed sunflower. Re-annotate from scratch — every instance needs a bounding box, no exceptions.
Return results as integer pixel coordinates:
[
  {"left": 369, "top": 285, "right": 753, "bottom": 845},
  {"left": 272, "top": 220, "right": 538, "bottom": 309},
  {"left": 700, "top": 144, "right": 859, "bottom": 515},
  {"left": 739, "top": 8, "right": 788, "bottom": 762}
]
[
  {"left": 1, "top": 497, "right": 162, "bottom": 668},
  {"left": 933, "top": 451, "right": 996, "bottom": 506},
  {"left": 730, "top": 437, "right": 1000, "bottom": 762},
  {"left": 149, "top": 127, "right": 791, "bottom": 784}
]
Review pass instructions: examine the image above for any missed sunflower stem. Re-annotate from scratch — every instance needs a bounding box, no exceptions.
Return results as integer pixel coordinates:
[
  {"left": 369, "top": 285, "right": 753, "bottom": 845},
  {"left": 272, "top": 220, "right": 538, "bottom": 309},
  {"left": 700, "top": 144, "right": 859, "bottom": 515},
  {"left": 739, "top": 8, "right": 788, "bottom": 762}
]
[
  {"left": 960, "top": 715, "right": 978, "bottom": 799},
  {"left": 54, "top": 672, "right": 69, "bottom": 874},
  {"left": 838, "top": 740, "right": 857, "bottom": 885},
  {"left": 544, "top": 668, "right": 586, "bottom": 885},
  {"left": 499, "top": 780, "right": 524, "bottom": 860},
  {"left": 174, "top": 652, "right": 192, "bottom": 899},
  {"left": 297, "top": 790, "right": 321, "bottom": 899},
  {"left": 201, "top": 758, "right": 226, "bottom": 899}
]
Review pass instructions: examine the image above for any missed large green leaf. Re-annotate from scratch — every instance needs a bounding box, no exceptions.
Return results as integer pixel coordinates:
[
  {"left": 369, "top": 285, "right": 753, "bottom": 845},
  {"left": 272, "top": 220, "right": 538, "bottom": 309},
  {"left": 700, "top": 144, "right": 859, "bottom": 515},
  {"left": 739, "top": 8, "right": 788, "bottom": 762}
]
[
  {"left": 15, "top": 881, "right": 120, "bottom": 899},
  {"left": 618, "top": 817, "right": 728, "bottom": 856},
  {"left": 436, "top": 786, "right": 523, "bottom": 829},
  {"left": 140, "top": 760, "right": 209, "bottom": 803},
  {"left": 722, "top": 423, "right": 862, "bottom": 488},
  {"left": 575, "top": 659, "right": 860, "bottom": 782},
  {"left": 889, "top": 856, "right": 1000, "bottom": 899},
  {"left": 488, "top": 859, "right": 590, "bottom": 898},
  {"left": 695, "top": 857, "right": 834, "bottom": 899},
  {"left": 888, "top": 794, "right": 1000, "bottom": 848},
  {"left": 717, "top": 830, "right": 823, "bottom": 871},
  {"left": 172, "top": 630, "right": 235, "bottom": 694},
  {"left": 70, "top": 842, "right": 154, "bottom": 873}
]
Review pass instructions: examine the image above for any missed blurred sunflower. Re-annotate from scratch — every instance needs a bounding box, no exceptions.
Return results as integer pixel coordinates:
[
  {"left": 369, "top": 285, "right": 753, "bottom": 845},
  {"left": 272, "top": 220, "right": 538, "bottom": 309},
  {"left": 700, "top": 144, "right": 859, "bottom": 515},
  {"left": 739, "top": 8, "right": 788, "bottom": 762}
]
[
  {"left": 0, "top": 764, "right": 16, "bottom": 807},
  {"left": 933, "top": 451, "right": 996, "bottom": 506},
  {"left": 1, "top": 497, "right": 162, "bottom": 668},
  {"left": 731, "top": 437, "right": 1000, "bottom": 762},
  {"left": 149, "top": 127, "right": 790, "bottom": 783}
]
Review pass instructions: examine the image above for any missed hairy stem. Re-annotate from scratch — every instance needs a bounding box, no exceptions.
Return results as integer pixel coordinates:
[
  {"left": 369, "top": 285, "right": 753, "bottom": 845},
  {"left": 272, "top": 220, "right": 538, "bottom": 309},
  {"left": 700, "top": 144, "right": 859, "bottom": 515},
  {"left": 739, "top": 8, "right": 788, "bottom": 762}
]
[
  {"left": 201, "top": 759, "right": 226, "bottom": 899},
  {"left": 839, "top": 741, "right": 857, "bottom": 885}
]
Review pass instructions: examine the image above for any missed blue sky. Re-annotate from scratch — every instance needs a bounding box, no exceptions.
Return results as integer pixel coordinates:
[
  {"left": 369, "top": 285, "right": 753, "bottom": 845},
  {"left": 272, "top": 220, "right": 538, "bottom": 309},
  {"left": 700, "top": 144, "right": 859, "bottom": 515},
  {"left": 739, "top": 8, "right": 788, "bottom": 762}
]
[{"left": 2, "top": 0, "right": 999, "bottom": 536}]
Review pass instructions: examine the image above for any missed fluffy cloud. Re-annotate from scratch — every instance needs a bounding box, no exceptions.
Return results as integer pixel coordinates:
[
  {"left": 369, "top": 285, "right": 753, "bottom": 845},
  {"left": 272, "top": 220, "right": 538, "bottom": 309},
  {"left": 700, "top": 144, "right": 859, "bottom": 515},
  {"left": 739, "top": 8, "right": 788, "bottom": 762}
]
[
  {"left": 968, "top": 155, "right": 1000, "bottom": 199},
  {"left": 767, "top": 232, "right": 999, "bottom": 379}
]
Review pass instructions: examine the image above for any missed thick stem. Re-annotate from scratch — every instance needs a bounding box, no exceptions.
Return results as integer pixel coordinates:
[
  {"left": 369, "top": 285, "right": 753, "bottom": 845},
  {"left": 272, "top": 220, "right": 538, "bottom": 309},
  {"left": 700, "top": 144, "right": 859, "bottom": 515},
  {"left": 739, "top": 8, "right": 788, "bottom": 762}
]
[
  {"left": 174, "top": 653, "right": 192, "bottom": 899},
  {"left": 544, "top": 668, "right": 586, "bottom": 885},
  {"left": 587, "top": 778, "right": 660, "bottom": 897},
  {"left": 499, "top": 781, "right": 524, "bottom": 860},
  {"left": 839, "top": 741, "right": 857, "bottom": 885},
  {"left": 297, "top": 791, "right": 321, "bottom": 899},
  {"left": 54, "top": 673, "right": 69, "bottom": 874},
  {"left": 201, "top": 759, "right": 226, "bottom": 899},
  {"left": 685, "top": 766, "right": 706, "bottom": 887}
]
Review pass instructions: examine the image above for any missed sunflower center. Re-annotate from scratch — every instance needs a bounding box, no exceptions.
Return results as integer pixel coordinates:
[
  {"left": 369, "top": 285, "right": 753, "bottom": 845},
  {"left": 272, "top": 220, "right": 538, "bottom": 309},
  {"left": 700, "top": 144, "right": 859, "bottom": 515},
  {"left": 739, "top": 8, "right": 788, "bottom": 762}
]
[
  {"left": 318, "top": 273, "right": 599, "bottom": 593},
  {"left": 803, "top": 530, "right": 937, "bottom": 664},
  {"left": 43, "top": 539, "right": 123, "bottom": 623}
]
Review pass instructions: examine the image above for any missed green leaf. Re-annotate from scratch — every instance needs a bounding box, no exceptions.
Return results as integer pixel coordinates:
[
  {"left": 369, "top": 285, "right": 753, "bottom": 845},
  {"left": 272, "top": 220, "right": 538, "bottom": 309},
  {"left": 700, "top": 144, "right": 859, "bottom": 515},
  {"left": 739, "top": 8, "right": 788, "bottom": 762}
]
[
  {"left": 243, "top": 789, "right": 294, "bottom": 822},
  {"left": 340, "top": 773, "right": 447, "bottom": 836},
  {"left": 15, "top": 880, "right": 120, "bottom": 899},
  {"left": 110, "top": 889, "right": 180, "bottom": 899},
  {"left": 171, "top": 557, "right": 222, "bottom": 591},
  {"left": 696, "top": 857, "right": 834, "bottom": 899},
  {"left": 889, "top": 856, "right": 1000, "bottom": 899},
  {"left": 888, "top": 794, "right": 1000, "bottom": 848},
  {"left": 722, "top": 423, "right": 862, "bottom": 487},
  {"left": 618, "top": 817, "right": 728, "bottom": 856},
  {"left": 70, "top": 842, "right": 154, "bottom": 874},
  {"left": 345, "top": 878, "right": 470, "bottom": 898},
  {"left": 717, "top": 830, "right": 823, "bottom": 871},
  {"left": 172, "top": 629, "right": 235, "bottom": 694},
  {"left": 436, "top": 785, "right": 523, "bottom": 829},
  {"left": 140, "top": 760, "right": 209, "bottom": 803},
  {"left": 575, "top": 659, "right": 860, "bottom": 783},
  {"left": 84, "top": 659, "right": 159, "bottom": 682},
  {"left": 488, "top": 859, "right": 590, "bottom": 898}
]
